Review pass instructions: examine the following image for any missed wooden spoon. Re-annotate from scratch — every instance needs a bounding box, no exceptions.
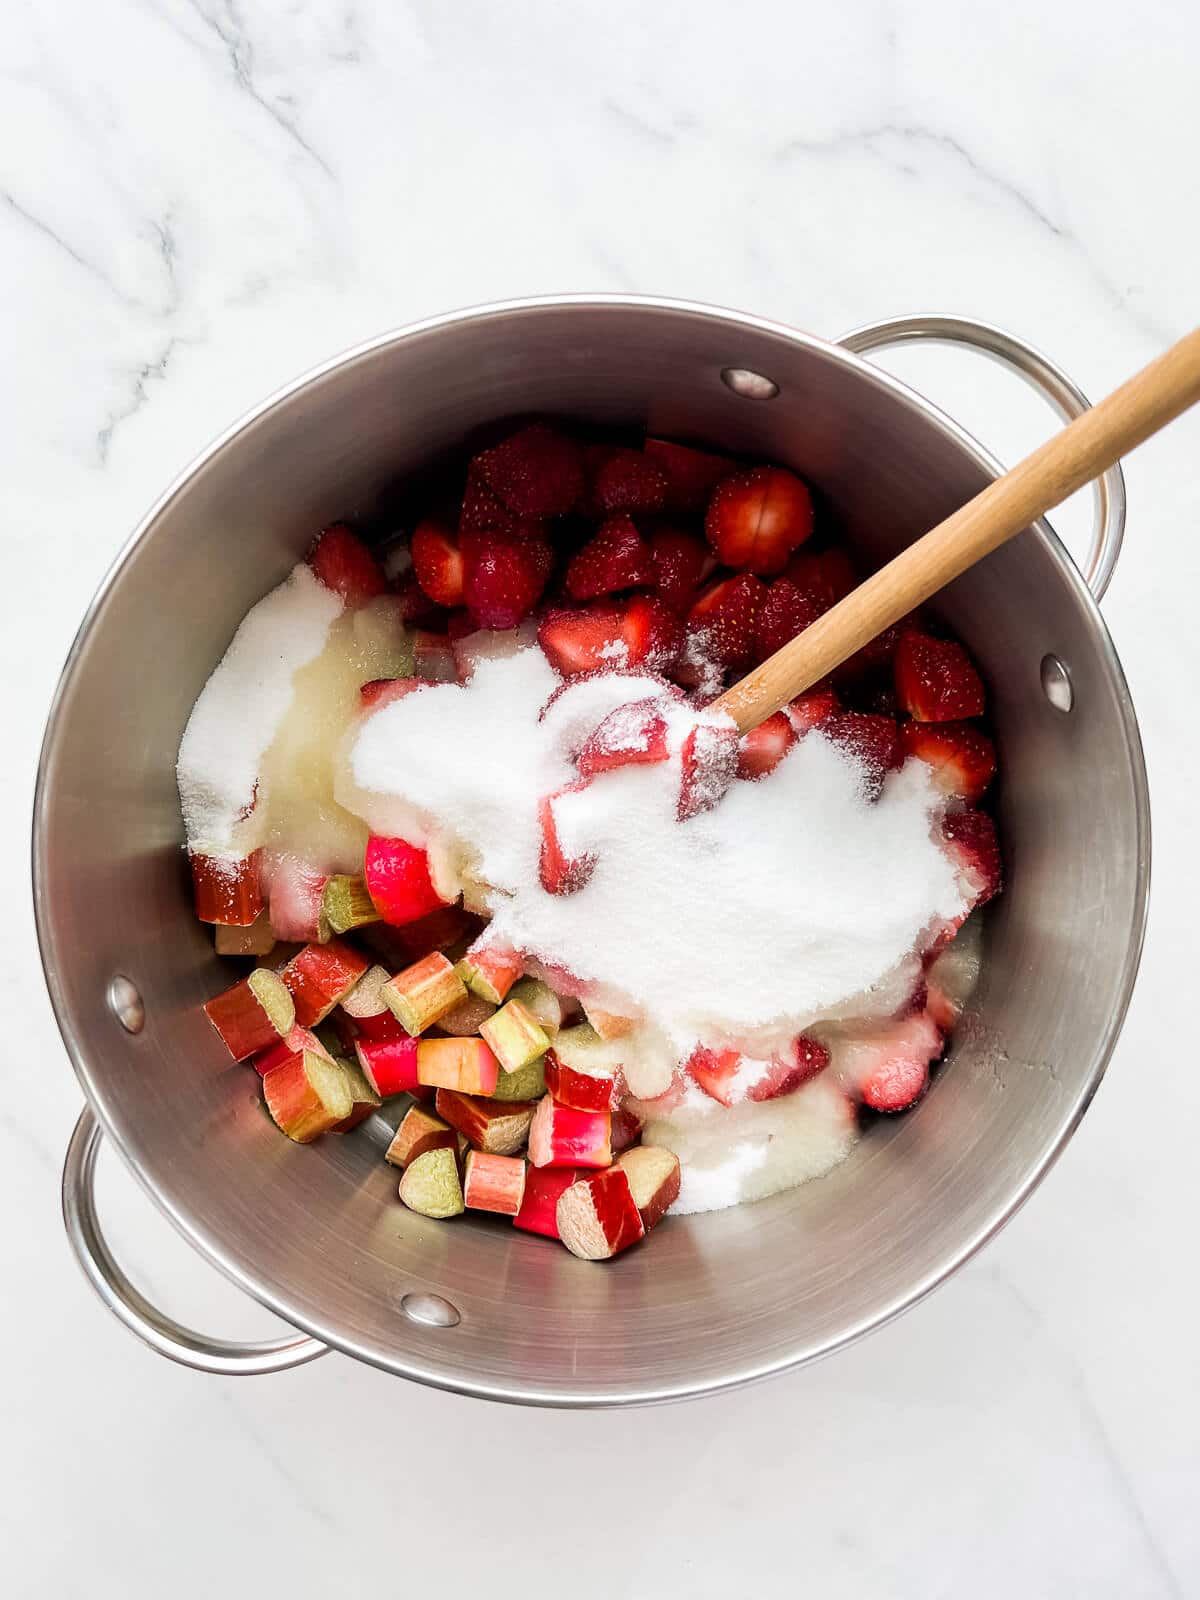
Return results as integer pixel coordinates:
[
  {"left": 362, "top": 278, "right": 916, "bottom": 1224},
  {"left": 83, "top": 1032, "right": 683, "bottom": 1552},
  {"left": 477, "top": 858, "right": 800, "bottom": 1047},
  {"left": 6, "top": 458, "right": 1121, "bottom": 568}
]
[{"left": 712, "top": 327, "right": 1200, "bottom": 733}]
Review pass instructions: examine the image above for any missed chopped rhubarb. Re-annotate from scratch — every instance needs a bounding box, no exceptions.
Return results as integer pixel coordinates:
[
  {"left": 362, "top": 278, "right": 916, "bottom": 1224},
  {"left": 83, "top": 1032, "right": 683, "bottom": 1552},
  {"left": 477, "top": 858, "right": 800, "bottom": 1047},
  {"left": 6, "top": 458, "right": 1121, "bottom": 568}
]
[
  {"left": 281, "top": 938, "right": 369, "bottom": 1027},
  {"left": 508, "top": 978, "right": 565, "bottom": 1036},
  {"left": 388, "top": 903, "right": 477, "bottom": 964},
  {"left": 894, "top": 632, "right": 986, "bottom": 722},
  {"left": 678, "top": 718, "right": 740, "bottom": 821},
  {"left": 746, "top": 1035, "right": 830, "bottom": 1101},
  {"left": 457, "top": 941, "right": 523, "bottom": 1005},
  {"left": 557, "top": 1168, "right": 645, "bottom": 1260},
  {"left": 267, "top": 856, "right": 330, "bottom": 944},
  {"left": 610, "top": 1104, "right": 644, "bottom": 1154},
  {"left": 322, "top": 874, "right": 381, "bottom": 934},
  {"left": 381, "top": 951, "right": 467, "bottom": 1035},
  {"left": 416, "top": 1037, "right": 500, "bottom": 1096},
  {"left": 736, "top": 711, "right": 797, "bottom": 780},
  {"left": 513, "top": 1163, "right": 581, "bottom": 1238},
  {"left": 479, "top": 998, "right": 550, "bottom": 1075},
  {"left": 899, "top": 721, "right": 997, "bottom": 803},
  {"left": 543, "top": 1048, "right": 615, "bottom": 1114},
  {"left": 254, "top": 1023, "right": 331, "bottom": 1078},
  {"left": 528, "top": 1096, "right": 612, "bottom": 1168},
  {"left": 189, "top": 851, "right": 263, "bottom": 926},
  {"left": 340, "top": 963, "right": 407, "bottom": 1041},
  {"left": 615, "top": 1146, "right": 680, "bottom": 1230},
  {"left": 576, "top": 698, "right": 671, "bottom": 777},
  {"left": 538, "top": 782, "right": 597, "bottom": 895},
  {"left": 214, "top": 912, "right": 276, "bottom": 958},
  {"left": 435, "top": 1089, "right": 536, "bottom": 1156},
  {"left": 435, "top": 991, "right": 498, "bottom": 1036},
  {"left": 705, "top": 466, "right": 814, "bottom": 575},
  {"left": 331, "top": 1060, "right": 382, "bottom": 1132},
  {"left": 386, "top": 1104, "right": 457, "bottom": 1168},
  {"left": 583, "top": 1006, "right": 634, "bottom": 1041},
  {"left": 307, "top": 524, "right": 387, "bottom": 607},
  {"left": 463, "top": 1151, "right": 527, "bottom": 1216},
  {"left": 355, "top": 1035, "right": 421, "bottom": 1097},
  {"left": 364, "top": 835, "right": 451, "bottom": 927},
  {"left": 644, "top": 437, "right": 736, "bottom": 511},
  {"left": 263, "top": 1049, "right": 353, "bottom": 1142},
  {"left": 204, "top": 968, "right": 295, "bottom": 1061},
  {"left": 398, "top": 1145, "right": 464, "bottom": 1219},
  {"left": 490, "top": 1052, "right": 549, "bottom": 1103}
]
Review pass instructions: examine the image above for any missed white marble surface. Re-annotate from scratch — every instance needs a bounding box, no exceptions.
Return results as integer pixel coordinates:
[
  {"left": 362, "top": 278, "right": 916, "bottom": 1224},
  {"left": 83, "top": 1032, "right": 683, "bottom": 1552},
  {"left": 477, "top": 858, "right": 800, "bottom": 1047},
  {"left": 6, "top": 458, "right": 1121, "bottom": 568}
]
[{"left": 4, "top": 1, "right": 1198, "bottom": 1593}]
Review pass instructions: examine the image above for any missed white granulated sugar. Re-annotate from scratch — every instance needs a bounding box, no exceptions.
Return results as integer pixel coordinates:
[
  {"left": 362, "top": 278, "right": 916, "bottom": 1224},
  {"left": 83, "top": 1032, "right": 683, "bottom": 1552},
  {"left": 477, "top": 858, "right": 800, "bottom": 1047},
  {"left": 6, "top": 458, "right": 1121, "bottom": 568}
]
[
  {"left": 177, "top": 564, "right": 342, "bottom": 853},
  {"left": 346, "top": 649, "right": 966, "bottom": 1062}
]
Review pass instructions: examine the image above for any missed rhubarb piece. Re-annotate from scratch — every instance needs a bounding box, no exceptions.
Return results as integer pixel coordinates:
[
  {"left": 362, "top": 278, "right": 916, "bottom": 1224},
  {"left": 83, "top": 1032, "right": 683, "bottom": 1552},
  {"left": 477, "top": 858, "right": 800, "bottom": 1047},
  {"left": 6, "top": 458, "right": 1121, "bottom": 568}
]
[
  {"left": 566, "top": 515, "right": 656, "bottom": 600},
  {"left": 412, "top": 630, "right": 458, "bottom": 682},
  {"left": 528, "top": 1096, "right": 612, "bottom": 1168},
  {"left": 736, "top": 711, "right": 798, "bottom": 780},
  {"left": 435, "top": 991, "right": 498, "bottom": 1036},
  {"left": 490, "top": 1053, "right": 549, "bottom": 1102},
  {"left": 583, "top": 1006, "right": 634, "bottom": 1041},
  {"left": 648, "top": 527, "right": 712, "bottom": 614},
  {"left": 942, "top": 809, "right": 1003, "bottom": 909},
  {"left": 899, "top": 721, "right": 997, "bottom": 803},
  {"left": 705, "top": 466, "right": 814, "bottom": 575},
  {"left": 381, "top": 951, "right": 466, "bottom": 1035},
  {"left": 331, "top": 1060, "right": 382, "bottom": 1132},
  {"left": 753, "top": 575, "right": 830, "bottom": 661},
  {"left": 644, "top": 437, "right": 737, "bottom": 511},
  {"left": 204, "top": 968, "right": 295, "bottom": 1061},
  {"left": 457, "top": 942, "right": 523, "bottom": 1005},
  {"left": 678, "top": 718, "right": 740, "bottom": 821},
  {"left": 480, "top": 998, "right": 550, "bottom": 1075},
  {"left": 189, "top": 851, "right": 264, "bottom": 926},
  {"left": 786, "top": 682, "right": 839, "bottom": 734},
  {"left": 267, "top": 856, "right": 331, "bottom": 944},
  {"left": 746, "top": 1035, "right": 830, "bottom": 1101},
  {"left": 513, "top": 1164, "right": 580, "bottom": 1238},
  {"left": 686, "top": 1045, "right": 742, "bottom": 1107},
  {"left": 322, "top": 874, "right": 381, "bottom": 935},
  {"left": 411, "top": 520, "right": 466, "bottom": 607},
  {"left": 615, "top": 1146, "right": 680, "bottom": 1230},
  {"left": 590, "top": 448, "right": 668, "bottom": 515},
  {"left": 416, "top": 1036, "right": 500, "bottom": 1095},
  {"left": 461, "top": 528, "right": 553, "bottom": 629},
  {"left": 307, "top": 523, "right": 387, "bottom": 607},
  {"left": 538, "top": 782, "right": 597, "bottom": 896},
  {"left": 254, "top": 1023, "right": 332, "bottom": 1078},
  {"left": 364, "top": 835, "right": 451, "bottom": 927},
  {"left": 281, "top": 938, "right": 369, "bottom": 1027},
  {"left": 685, "top": 574, "right": 766, "bottom": 674},
  {"left": 263, "top": 1049, "right": 353, "bottom": 1142},
  {"left": 476, "top": 424, "right": 584, "bottom": 517},
  {"left": 340, "top": 963, "right": 407, "bottom": 1041},
  {"left": 821, "top": 712, "right": 901, "bottom": 798},
  {"left": 610, "top": 1104, "right": 644, "bottom": 1154},
  {"left": 463, "top": 1151, "right": 527, "bottom": 1216},
  {"left": 576, "top": 697, "right": 671, "bottom": 777},
  {"left": 894, "top": 632, "right": 986, "bottom": 722},
  {"left": 316, "top": 1010, "right": 358, "bottom": 1057},
  {"left": 214, "top": 912, "right": 276, "bottom": 958},
  {"left": 507, "top": 978, "right": 565, "bottom": 1036},
  {"left": 543, "top": 1048, "right": 614, "bottom": 1114},
  {"left": 398, "top": 1145, "right": 464, "bottom": 1219},
  {"left": 435, "top": 1089, "right": 536, "bottom": 1156},
  {"left": 355, "top": 1035, "right": 421, "bottom": 1097},
  {"left": 390, "top": 903, "right": 477, "bottom": 963},
  {"left": 386, "top": 1104, "right": 457, "bottom": 1168},
  {"left": 556, "top": 1168, "right": 645, "bottom": 1260},
  {"left": 359, "top": 675, "right": 426, "bottom": 710}
]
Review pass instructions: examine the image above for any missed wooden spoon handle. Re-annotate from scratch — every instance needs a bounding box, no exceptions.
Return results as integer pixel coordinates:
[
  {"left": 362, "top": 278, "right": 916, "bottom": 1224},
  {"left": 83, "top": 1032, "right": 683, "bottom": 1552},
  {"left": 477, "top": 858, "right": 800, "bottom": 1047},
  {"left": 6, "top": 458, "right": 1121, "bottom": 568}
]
[{"left": 713, "top": 326, "right": 1200, "bottom": 734}]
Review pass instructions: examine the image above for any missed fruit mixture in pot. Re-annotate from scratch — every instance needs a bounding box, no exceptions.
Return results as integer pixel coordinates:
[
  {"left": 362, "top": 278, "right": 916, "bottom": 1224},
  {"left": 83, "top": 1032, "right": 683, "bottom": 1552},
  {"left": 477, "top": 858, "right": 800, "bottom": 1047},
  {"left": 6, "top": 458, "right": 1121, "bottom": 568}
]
[{"left": 178, "top": 425, "right": 1001, "bottom": 1262}]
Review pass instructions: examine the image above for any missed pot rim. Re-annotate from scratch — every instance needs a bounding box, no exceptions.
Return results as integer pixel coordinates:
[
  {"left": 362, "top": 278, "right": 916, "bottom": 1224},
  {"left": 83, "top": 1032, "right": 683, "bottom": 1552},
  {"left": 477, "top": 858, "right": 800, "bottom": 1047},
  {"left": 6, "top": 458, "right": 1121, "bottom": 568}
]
[{"left": 32, "top": 294, "right": 1152, "bottom": 1405}]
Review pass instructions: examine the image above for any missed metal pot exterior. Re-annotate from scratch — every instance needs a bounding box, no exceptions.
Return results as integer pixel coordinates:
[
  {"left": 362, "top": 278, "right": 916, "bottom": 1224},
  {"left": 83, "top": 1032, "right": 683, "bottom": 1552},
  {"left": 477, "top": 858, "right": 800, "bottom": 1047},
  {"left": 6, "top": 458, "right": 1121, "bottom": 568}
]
[{"left": 35, "top": 298, "right": 1149, "bottom": 1405}]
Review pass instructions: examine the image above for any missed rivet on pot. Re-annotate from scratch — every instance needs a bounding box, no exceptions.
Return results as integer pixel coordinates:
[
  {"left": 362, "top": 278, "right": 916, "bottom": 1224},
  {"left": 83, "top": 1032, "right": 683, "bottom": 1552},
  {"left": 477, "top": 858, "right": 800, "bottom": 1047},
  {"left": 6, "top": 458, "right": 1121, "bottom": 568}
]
[
  {"left": 720, "top": 367, "right": 779, "bottom": 400},
  {"left": 1040, "top": 654, "right": 1074, "bottom": 713},
  {"left": 107, "top": 975, "right": 145, "bottom": 1034},
  {"left": 399, "top": 1291, "right": 461, "bottom": 1328}
]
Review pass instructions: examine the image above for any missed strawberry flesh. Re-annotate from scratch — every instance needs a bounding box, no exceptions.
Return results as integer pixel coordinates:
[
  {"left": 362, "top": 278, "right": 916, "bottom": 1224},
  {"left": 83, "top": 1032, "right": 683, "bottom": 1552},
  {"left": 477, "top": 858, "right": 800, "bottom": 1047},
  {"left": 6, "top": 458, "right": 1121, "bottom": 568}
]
[
  {"left": 746, "top": 1036, "right": 830, "bottom": 1101},
  {"left": 538, "top": 783, "right": 597, "bottom": 895},
  {"left": 754, "top": 575, "right": 831, "bottom": 661},
  {"left": 459, "top": 462, "right": 546, "bottom": 540},
  {"left": 411, "top": 520, "right": 465, "bottom": 608},
  {"left": 822, "top": 712, "right": 901, "bottom": 797},
  {"left": 591, "top": 448, "right": 668, "bottom": 514},
  {"left": 786, "top": 682, "right": 838, "bottom": 734},
  {"left": 686, "top": 1045, "right": 742, "bottom": 1106},
  {"left": 360, "top": 677, "right": 425, "bottom": 710},
  {"left": 307, "top": 524, "right": 387, "bottom": 607},
  {"left": 894, "top": 631, "right": 986, "bottom": 721},
  {"left": 648, "top": 528, "right": 712, "bottom": 614},
  {"left": 476, "top": 425, "right": 583, "bottom": 517},
  {"left": 538, "top": 597, "right": 681, "bottom": 677},
  {"left": 785, "top": 547, "right": 857, "bottom": 603},
  {"left": 566, "top": 515, "right": 657, "bottom": 600},
  {"left": 678, "top": 719, "right": 740, "bottom": 820},
  {"left": 857, "top": 1014, "right": 943, "bottom": 1112},
  {"left": 736, "top": 711, "right": 797, "bottom": 780},
  {"left": 942, "top": 809, "right": 1002, "bottom": 908},
  {"left": 685, "top": 574, "right": 767, "bottom": 675},
  {"left": 577, "top": 698, "right": 671, "bottom": 778},
  {"left": 899, "top": 721, "right": 997, "bottom": 803},
  {"left": 644, "top": 437, "right": 737, "bottom": 511},
  {"left": 705, "top": 466, "right": 814, "bottom": 575},
  {"left": 462, "top": 529, "right": 552, "bottom": 629}
]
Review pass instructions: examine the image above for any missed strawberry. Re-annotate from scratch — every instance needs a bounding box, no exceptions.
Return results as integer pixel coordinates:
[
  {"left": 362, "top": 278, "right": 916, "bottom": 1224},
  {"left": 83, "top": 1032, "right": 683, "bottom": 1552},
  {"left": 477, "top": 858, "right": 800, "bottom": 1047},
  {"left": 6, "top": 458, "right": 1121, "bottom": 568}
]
[
  {"left": 566, "top": 515, "right": 656, "bottom": 600},
  {"left": 591, "top": 448, "right": 668, "bottom": 514},
  {"left": 753, "top": 576, "right": 830, "bottom": 661},
  {"left": 538, "top": 783, "right": 597, "bottom": 895},
  {"left": 785, "top": 546, "right": 857, "bottom": 603},
  {"left": 459, "top": 463, "right": 546, "bottom": 540},
  {"left": 736, "top": 711, "right": 797, "bottom": 780},
  {"left": 538, "top": 606, "right": 627, "bottom": 675},
  {"left": 942, "top": 809, "right": 1002, "bottom": 908},
  {"left": 410, "top": 520, "right": 465, "bottom": 608},
  {"left": 705, "top": 466, "right": 814, "bottom": 575},
  {"left": 686, "top": 1045, "right": 742, "bottom": 1106},
  {"left": 644, "top": 437, "right": 737, "bottom": 511},
  {"left": 392, "top": 572, "right": 446, "bottom": 627},
  {"left": 577, "top": 699, "right": 671, "bottom": 778},
  {"left": 307, "top": 524, "right": 387, "bottom": 607},
  {"left": 476, "top": 424, "right": 583, "bottom": 517},
  {"left": 746, "top": 1036, "right": 830, "bottom": 1102},
  {"left": 821, "top": 711, "right": 901, "bottom": 797},
  {"left": 621, "top": 594, "right": 684, "bottom": 673},
  {"left": 677, "top": 719, "right": 740, "bottom": 820},
  {"left": 899, "top": 721, "right": 997, "bottom": 803},
  {"left": 785, "top": 682, "right": 838, "bottom": 734},
  {"left": 648, "top": 528, "right": 712, "bottom": 614},
  {"left": 461, "top": 530, "right": 552, "bottom": 629},
  {"left": 854, "top": 1014, "right": 943, "bottom": 1112},
  {"left": 359, "top": 676, "right": 425, "bottom": 710},
  {"left": 685, "top": 574, "right": 767, "bottom": 674},
  {"left": 894, "top": 631, "right": 986, "bottom": 721}
]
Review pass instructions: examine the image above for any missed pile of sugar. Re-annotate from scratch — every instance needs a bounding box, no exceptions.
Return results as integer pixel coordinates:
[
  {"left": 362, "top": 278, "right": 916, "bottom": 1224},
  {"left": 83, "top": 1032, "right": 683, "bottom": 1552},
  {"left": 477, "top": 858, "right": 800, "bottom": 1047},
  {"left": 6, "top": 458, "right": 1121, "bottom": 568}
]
[
  {"left": 346, "top": 648, "right": 966, "bottom": 1061},
  {"left": 177, "top": 564, "right": 342, "bottom": 854}
]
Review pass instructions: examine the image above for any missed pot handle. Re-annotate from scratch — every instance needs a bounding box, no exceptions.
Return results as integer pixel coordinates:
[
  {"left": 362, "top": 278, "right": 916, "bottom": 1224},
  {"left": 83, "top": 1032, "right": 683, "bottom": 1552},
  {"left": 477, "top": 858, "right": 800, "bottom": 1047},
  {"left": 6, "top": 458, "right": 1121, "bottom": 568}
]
[
  {"left": 836, "top": 314, "right": 1127, "bottom": 602},
  {"left": 62, "top": 1105, "right": 329, "bottom": 1375}
]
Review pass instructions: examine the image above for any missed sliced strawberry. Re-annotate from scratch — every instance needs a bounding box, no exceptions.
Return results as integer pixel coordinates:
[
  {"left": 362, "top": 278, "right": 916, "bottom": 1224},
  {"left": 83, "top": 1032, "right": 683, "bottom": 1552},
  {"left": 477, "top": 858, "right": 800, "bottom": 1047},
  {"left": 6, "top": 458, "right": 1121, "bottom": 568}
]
[
  {"left": 566, "top": 515, "right": 656, "bottom": 600},
  {"left": 746, "top": 1036, "right": 831, "bottom": 1102},
  {"left": 621, "top": 594, "right": 684, "bottom": 673},
  {"left": 459, "top": 462, "right": 546, "bottom": 539},
  {"left": 785, "top": 546, "right": 857, "bottom": 603},
  {"left": 686, "top": 1045, "right": 742, "bottom": 1106},
  {"left": 705, "top": 467, "right": 814, "bottom": 575},
  {"left": 648, "top": 528, "right": 712, "bottom": 614},
  {"left": 685, "top": 574, "right": 767, "bottom": 673},
  {"left": 359, "top": 677, "right": 425, "bottom": 710},
  {"left": 786, "top": 682, "right": 838, "bottom": 735},
  {"left": 476, "top": 424, "right": 583, "bottom": 517},
  {"left": 592, "top": 448, "right": 668, "bottom": 514},
  {"left": 736, "top": 711, "right": 797, "bottom": 780},
  {"left": 854, "top": 1013, "right": 943, "bottom": 1112},
  {"left": 538, "top": 782, "right": 596, "bottom": 895},
  {"left": 410, "top": 520, "right": 465, "bottom": 608},
  {"left": 753, "top": 576, "right": 830, "bottom": 661},
  {"left": 644, "top": 437, "right": 737, "bottom": 511},
  {"left": 822, "top": 711, "right": 901, "bottom": 797},
  {"left": 942, "top": 809, "right": 1002, "bottom": 908},
  {"left": 538, "top": 605, "right": 627, "bottom": 676},
  {"left": 678, "top": 719, "right": 740, "bottom": 820},
  {"left": 307, "top": 524, "right": 387, "bottom": 607},
  {"left": 899, "top": 721, "right": 997, "bottom": 803},
  {"left": 894, "top": 631, "right": 986, "bottom": 721},
  {"left": 577, "top": 698, "right": 671, "bottom": 778},
  {"left": 392, "top": 572, "right": 446, "bottom": 627},
  {"left": 461, "top": 529, "right": 552, "bottom": 629}
]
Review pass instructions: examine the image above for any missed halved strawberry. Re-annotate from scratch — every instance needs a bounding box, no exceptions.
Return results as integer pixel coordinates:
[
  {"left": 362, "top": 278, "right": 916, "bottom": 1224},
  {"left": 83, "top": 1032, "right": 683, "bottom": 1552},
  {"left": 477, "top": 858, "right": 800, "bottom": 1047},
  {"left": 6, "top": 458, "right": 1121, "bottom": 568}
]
[
  {"left": 621, "top": 594, "right": 684, "bottom": 673},
  {"left": 359, "top": 676, "right": 425, "bottom": 710},
  {"left": 538, "top": 783, "right": 596, "bottom": 895},
  {"left": 566, "top": 515, "right": 656, "bottom": 600},
  {"left": 644, "top": 438, "right": 737, "bottom": 511},
  {"left": 785, "top": 546, "right": 857, "bottom": 603},
  {"left": 746, "top": 1036, "right": 830, "bottom": 1102},
  {"left": 678, "top": 719, "right": 740, "bottom": 820},
  {"left": 686, "top": 1045, "right": 742, "bottom": 1106},
  {"left": 459, "top": 463, "right": 546, "bottom": 539},
  {"left": 577, "top": 698, "right": 671, "bottom": 778},
  {"left": 894, "top": 632, "right": 986, "bottom": 721},
  {"left": 538, "top": 606, "right": 627, "bottom": 675},
  {"left": 736, "top": 711, "right": 797, "bottom": 780},
  {"left": 686, "top": 574, "right": 767, "bottom": 673},
  {"left": 411, "top": 520, "right": 465, "bottom": 608},
  {"left": 853, "top": 1013, "right": 944, "bottom": 1112},
  {"left": 648, "top": 528, "right": 712, "bottom": 614},
  {"left": 705, "top": 467, "right": 814, "bottom": 575},
  {"left": 307, "top": 524, "right": 387, "bottom": 607},
  {"left": 899, "top": 721, "right": 997, "bottom": 803},
  {"left": 822, "top": 711, "right": 901, "bottom": 797},
  {"left": 476, "top": 424, "right": 583, "bottom": 517},
  {"left": 591, "top": 448, "right": 668, "bottom": 514},
  {"left": 942, "top": 809, "right": 1002, "bottom": 908},
  {"left": 786, "top": 682, "right": 838, "bottom": 734},
  {"left": 754, "top": 576, "right": 830, "bottom": 661},
  {"left": 462, "top": 530, "right": 552, "bottom": 629}
]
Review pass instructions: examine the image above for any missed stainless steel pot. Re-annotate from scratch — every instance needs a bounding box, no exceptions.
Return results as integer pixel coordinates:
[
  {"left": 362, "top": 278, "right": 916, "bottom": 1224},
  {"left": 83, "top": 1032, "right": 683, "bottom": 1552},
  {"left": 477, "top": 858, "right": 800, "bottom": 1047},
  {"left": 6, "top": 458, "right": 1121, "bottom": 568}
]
[{"left": 36, "top": 299, "right": 1150, "bottom": 1405}]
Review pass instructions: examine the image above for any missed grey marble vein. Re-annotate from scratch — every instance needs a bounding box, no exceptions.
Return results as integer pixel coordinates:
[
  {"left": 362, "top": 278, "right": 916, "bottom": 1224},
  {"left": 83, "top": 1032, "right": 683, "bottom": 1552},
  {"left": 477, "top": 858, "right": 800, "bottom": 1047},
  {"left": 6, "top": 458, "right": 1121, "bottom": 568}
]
[
  {"left": 96, "top": 335, "right": 182, "bottom": 465},
  {"left": 1, "top": 186, "right": 141, "bottom": 310}
]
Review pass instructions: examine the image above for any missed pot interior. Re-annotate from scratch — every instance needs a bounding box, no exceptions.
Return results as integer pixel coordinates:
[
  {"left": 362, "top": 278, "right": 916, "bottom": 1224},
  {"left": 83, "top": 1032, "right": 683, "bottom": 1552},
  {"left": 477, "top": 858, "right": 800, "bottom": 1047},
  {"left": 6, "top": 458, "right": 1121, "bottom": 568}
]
[{"left": 36, "top": 301, "right": 1147, "bottom": 1403}]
